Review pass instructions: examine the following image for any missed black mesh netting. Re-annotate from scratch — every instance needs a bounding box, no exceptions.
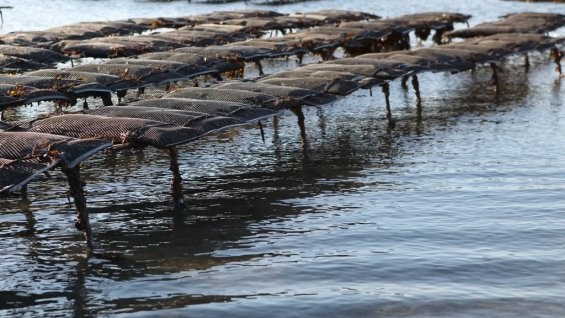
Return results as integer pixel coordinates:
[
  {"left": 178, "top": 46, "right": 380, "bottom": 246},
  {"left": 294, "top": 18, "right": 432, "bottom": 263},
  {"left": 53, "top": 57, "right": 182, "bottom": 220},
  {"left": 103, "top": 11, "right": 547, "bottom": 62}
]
[{"left": 129, "top": 98, "right": 276, "bottom": 122}]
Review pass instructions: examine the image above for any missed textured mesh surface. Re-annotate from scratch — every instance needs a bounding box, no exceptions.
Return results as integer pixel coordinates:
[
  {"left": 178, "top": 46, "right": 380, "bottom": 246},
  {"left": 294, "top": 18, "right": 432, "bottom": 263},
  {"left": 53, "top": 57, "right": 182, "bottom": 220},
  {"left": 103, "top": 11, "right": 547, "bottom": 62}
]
[
  {"left": 0, "top": 131, "right": 110, "bottom": 168},
  {"left": 224, "top": 39, "right": 309, "bottom": 56},
  {"left": 137, "top": 52, "right": 241, "bottom": 73},
  {"left": 0, "top": 84, "right": 72, "bottom": 108},
  {"left": 0, "top": 131, "right": 111, "bottom": 192},
  {"left": 0, "top": 44, "right": 68, "bottom": 64},
  {"left": 129, "top": 98, "right": 276, "bottom": 122},
  {"left": 25, "top": 69, "right": 140, "bottom": 92},
  {"left": 446, "top": 34, "right": 562, "bottom": 58},
  {"left": 0, "top": 31, "right": 63, "bottom": 48},
  {"left": 0, "top": 157, "right": 55, "bottom": 193},
  {"left": 151, "top": 30, "right": 247, "bottom": 47},
  {"left": 104, "top": 58, "right": 217, "bottom": 78},
  {"left": 174, "top": 46, "right": 275, "bottom": 61},
  {"left": 164, "top": 88, "right": 276, "bottom": 107},
  {"left": 86, "top": 106, "right": 245, "bottom": 137},
  {"left": 258, "top": 77, "right": 359, "bottom": 95},
  {"left": 298, "top": 64, "right": 381, "bottom": 77},
  {"left": 0, "top": 56, "right": 50, "bottom": 72},
  {"left": 327, "top": 58, "right": 415, "bottom": 76},
  {"left": 15, "top": 114, "right": 203, "bottom": 148},
  {"left": 446, "top": 13, "right": 565, "bottom": 39},
  {"left": 304, "top": 10, "right": 380, "bottom": 23},
  {"left": 262, "top": 69, "right": 361, "bottom": 80},
  {"left": 46, "top": 21, "right": 147, "bottom": 38},
  {"left": 217, "top": 82, "right": 338, "bottom": 106},
  {"left": 0, "top": 74, "right": 79, "bottom": 90},
  {"left": 69, "top": 64, "right": 184, "bottom": 86}
]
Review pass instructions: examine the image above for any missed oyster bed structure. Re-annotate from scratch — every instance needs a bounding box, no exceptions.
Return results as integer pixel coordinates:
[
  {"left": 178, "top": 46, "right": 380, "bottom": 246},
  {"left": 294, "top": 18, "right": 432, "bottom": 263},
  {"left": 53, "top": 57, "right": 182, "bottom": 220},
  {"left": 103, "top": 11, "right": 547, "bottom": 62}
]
[{"left": 0, "top": 8, "right": 564, "bottom": 251}]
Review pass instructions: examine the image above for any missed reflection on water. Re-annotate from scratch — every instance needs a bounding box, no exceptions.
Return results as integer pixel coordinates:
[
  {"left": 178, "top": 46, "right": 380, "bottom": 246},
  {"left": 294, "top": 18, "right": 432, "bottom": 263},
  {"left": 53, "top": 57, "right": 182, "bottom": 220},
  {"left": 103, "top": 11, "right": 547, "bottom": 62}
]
[{"left": 1, "top": 1, "right": 565, "bottom": 317}]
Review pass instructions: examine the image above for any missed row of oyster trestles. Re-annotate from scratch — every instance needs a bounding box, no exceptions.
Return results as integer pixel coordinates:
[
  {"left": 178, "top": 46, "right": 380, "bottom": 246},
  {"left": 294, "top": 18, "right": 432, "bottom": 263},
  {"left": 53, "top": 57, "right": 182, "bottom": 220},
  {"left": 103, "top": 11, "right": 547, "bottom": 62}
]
[{"left": 0, "top": 9, "right": 564, "bottom": 249}]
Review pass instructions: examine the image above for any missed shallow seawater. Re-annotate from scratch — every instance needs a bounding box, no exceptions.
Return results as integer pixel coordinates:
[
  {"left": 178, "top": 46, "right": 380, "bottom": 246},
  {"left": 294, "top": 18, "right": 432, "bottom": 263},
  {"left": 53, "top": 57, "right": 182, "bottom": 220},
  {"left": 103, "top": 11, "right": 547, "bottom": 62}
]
[{"left": 1, "top": 0, "right": 565, "bottom": 317}]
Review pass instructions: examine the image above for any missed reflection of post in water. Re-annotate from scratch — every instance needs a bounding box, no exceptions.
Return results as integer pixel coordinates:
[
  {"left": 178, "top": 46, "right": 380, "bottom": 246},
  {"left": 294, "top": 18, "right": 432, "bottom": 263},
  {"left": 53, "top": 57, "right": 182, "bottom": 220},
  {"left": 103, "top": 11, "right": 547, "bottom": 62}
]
[
  {"left": 550, "top": 48, "right": 563, "bottom": 76},
  {"left": 62, "top": 165, "right": 94, "bottom": 253},
  {"left": 70, "top": 255, "right": 90, "bottom": 318},
  {"left": 167, "top": 147, "right": 185, "bottom": 210},
  {"left": 317, "top": 106, "right": 327, "bottom": 138},
  {"left": 490, "top": 62, "right": 501, "bottom": 93}
]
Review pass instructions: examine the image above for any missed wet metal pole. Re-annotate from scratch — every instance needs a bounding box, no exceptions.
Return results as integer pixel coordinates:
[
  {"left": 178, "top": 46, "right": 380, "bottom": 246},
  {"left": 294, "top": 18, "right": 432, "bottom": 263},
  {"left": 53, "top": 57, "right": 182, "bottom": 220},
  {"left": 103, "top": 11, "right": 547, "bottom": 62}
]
[
  {"left": 550, "top": 48, "right": 563, "bottom": 75},
  {"left": 62, "top": 165, "right": 94, "bottom": 252},
  {"left": 411, "top": 74, "right": 422, "bottom": 113},
  {"left": 290, "top": 105, "right": 308, "bottom": 147},
  {"left": 380, "top": 83, "right": 395, "bottom": 129}
]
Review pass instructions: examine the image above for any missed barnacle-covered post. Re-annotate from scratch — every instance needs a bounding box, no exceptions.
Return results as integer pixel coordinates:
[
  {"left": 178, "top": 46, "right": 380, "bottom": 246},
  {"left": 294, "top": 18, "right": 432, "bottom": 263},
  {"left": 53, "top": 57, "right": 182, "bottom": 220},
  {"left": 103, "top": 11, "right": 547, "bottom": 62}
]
[
  {"left": 62, "top": 164, "right": 94, "bottom": 252},
  {"left": 167, "top": 146, "right": 185, "bottom": 209}
]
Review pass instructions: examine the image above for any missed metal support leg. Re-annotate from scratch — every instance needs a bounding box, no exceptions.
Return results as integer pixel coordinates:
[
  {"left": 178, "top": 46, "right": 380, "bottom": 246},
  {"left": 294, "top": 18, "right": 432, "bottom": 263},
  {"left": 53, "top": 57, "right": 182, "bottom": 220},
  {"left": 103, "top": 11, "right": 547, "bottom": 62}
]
[
  {"left": 167, "top": 147, "right": 185, "bottom": 209},
  {"left": 524, "top": 53, "right": 530, "bottom": 72},
  {"left": 401, "top": 75, "right": 409, "bottom": 90},
  {"left": 254, "top": 60, "right": 264, "bottom": 76},
  {"left": 258, "top": 120, "right": 266, "bottom": 143},
  {"left": 490, "top": 62, "right": 501, "bottom": 93},
  {"left": 550, "top": 48, "right": 563, "bottom": 75},
  {"left": 62, "top": 165, "right": 94, "bottom": 252},
  {"left": 411, "top": 74, "right": 422, "bottom": 114},
  {"left": 381, "top": 83, "right": 395, "bottom": 129},
  {"left": 101, "top": 93, "right": 113, "bottom": 106}
]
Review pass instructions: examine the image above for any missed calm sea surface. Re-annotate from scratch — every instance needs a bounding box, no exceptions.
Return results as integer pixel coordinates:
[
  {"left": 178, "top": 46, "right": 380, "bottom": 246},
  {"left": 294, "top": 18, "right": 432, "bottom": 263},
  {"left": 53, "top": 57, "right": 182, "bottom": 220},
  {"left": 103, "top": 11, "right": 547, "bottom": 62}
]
[{"left": 1, "top": 0, "right": 564, "bottom": 317}]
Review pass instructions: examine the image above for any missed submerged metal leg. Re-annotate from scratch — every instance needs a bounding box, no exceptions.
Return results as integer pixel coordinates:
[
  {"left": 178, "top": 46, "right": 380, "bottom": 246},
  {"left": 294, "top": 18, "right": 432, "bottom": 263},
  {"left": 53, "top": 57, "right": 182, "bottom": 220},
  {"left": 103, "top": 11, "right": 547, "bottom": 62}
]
[
  {"left": 490, "top": 62, "right": 501, "bottom": 93},
  {"left": 167, "top": 147, "right": 185, "bottom": 209},
  {"left": 290, "top": 105, "right": 308, "bottom": 148},
  {"left": 254, "top": 60, "right": 264, "bottom": 76},
  {"left": 380, "top": 83, "right": 395, "bottom": 129},
  {"left": 62, "top": 165, "right": 94, "bottom": 252},
  {"left": 524, "top": 53, "right": 530, "bottom": 72},
  {"left": 101, "top": 93, "right": 113, "bottom": 106},
  {"left": 550, "top": 48, "right": 563, "bottom": 75},
  {"left": 411, "top": 74, "right": 422, "bottom": 114},
  {"left": 258, "top": 120, "right": 266, "bottom": 143},
  {"left": 401, "top": 75, "right": 410, "bottom": 90},
  {"left": 20, "top": 185, "right": 28, "bottom": 201}
]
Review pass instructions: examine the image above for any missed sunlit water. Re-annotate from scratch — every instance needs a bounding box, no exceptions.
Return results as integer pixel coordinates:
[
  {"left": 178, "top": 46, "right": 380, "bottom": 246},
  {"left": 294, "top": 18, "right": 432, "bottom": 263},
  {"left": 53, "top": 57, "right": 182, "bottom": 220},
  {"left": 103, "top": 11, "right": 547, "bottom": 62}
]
[{"left": 1, "top": 0, "right": 565, "bottom": 317}]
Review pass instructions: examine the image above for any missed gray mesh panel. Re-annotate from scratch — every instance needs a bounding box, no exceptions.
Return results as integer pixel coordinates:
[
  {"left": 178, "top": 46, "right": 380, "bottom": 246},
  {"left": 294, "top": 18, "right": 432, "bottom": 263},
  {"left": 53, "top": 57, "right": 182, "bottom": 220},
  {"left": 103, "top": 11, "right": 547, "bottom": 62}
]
[
  {"left": 163, "top": 88, "right": 276, "bottom": 107},
  {"left": 129, "top": 98, "right": 275, "bottom": 122}
]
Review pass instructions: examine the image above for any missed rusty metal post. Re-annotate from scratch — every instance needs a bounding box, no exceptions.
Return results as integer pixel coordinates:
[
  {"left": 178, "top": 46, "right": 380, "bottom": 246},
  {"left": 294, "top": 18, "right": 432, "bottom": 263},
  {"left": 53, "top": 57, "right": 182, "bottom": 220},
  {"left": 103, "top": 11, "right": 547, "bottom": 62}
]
[
  {"left": 167, "top": 147, "right": 185, "bottom": 209},
  {"left": 411, "top": 74, "right": 422, "bottom": 114},
  {"left": 290, "top": 105, "right": 308, "bottom": 148},
  {"left": 524, "top": 53, "right": 530, "bottom": 72},
  {"left": 62, "top": 165, "right": 94, "bottom": 252},
  {"left": 380, "top": 83, "right": 395, "bottom": 129}
]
